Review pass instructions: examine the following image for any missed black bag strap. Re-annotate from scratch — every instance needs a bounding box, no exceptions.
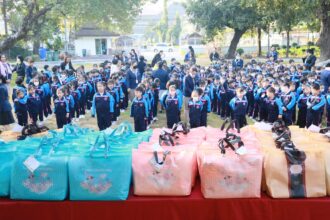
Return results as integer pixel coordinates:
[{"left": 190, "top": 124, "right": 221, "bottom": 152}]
[
  {"left": 153, "top": 150, "right": 171, "bottom": 165},
  {"left": 159, "top": 130, "right": 175, "bottom": 146}
]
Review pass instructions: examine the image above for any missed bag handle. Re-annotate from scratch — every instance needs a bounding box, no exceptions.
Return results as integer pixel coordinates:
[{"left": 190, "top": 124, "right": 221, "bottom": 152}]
[
  {"left": 159, "top": 130, "right": 175, "bottom": 146},
  {"left": 89, "top": 132, "right": 110, "bottom": 158},
  {"left": 153, "top": 150, "right": 171, "bottom": 165},
  {"left": 63, "top": 124, "right": 89, "bottom": 137},
  {"left": 110, "top": 122, "right": 133, "bottom": 138},
  {"left": 218, "top": 133, "right": 244, "bottom": 155},
  {"left": 284, "top": 148, "right": 306, "bottom": 164}
]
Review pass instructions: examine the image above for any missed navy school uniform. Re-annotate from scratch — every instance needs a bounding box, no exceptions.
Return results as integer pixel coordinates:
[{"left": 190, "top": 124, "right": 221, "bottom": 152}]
[
  {"left": 265, "top": 97, "right": 283, "bottom": 123},
  {"left": 229, "top": 96, "right": 248, "bottom": 128},
  {"left": 78, "top": 84, "right": 87, "bottom": 115},
  {"left": 146, "top": 89, "right": 154, "bottom": 124},
  {"left": 41, "top": 83, "right": 52, "bottom": 117},
  {"left": 119, "top": 78, "right": 129, "bottom": 110},
  {"left": 115, "top": 84, "right": 125, "bottom": 117},
  {"left": 152, "top": 87, "right": 160, "bottom": 118},
  {"left": 188, "top": 99, "right": 203, "bottom": 128},
  {"left": 211, "top": 84, "right": 219, "bottom": 113},
  {"left": 280, "top": 92, "right": 296, "bottom": 126},
  {"left": 255, "top": 87, "right": 268, "bottom": 121},
  {"left": 34, "top": 86, "right": 45, "bottom": 118},
  {"left": 71, "top": 89, "right": 81, "bottom": 118},
  {"left": 246, "top": 85, "right": 255, "bottom": 117},
  {"left": 27, "top": 93, "right": 43, "bottom": 123},
  {"left": 217, "top": 84, "right": 227, "bottom": 117},
  {"left": 306, "top": 94, "right": 326, "bottom": 128},
  {"left": 87, "top": 79, "right": 95, "bottom": 110},
  {"left": 54, "top": 97, "right": 70, "bottom": 128},
  {"left": 297, "top": 93, "right": 310, "bottom": 128},
  {"left": 200, "top": 94, "right": 211, "bottom": 127},
  {"left": 12, "top": 85, "right": 27, "bottom": 102},
  {"left": 51, "top": 82, "right": 62, "bottom": 101},
  {"left": 130, "top": 97, "right": 149, "bottom": 132},
  {"left": 65, "top": 94, "right": 75, "bottom": 123},
  {"left": 92, "top": 92, "right": 115, "bottom": 131},
  {"left": 225, "top": 87, "right": 236, "bottom": 118},
  {"left": 14, "top": 96, "right": 28, "bottom": 126},
  {"left": 326, "top": 94, "right": 330, "bottom": 126},
  {"left": 107, "top": 87, "right": 119, "bottom": 121},
  {"left": 161, "top": 93, "right": 182, "bottom": 128}
]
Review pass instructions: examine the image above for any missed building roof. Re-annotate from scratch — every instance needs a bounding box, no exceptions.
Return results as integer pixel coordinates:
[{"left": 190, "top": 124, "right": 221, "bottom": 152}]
[{"left": 75, "top": 25, "right": 119, "bottom": 37}]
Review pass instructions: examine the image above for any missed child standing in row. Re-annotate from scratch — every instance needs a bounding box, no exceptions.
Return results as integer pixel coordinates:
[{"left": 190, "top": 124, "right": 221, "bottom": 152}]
[
  {"left": 188, "top": 90, "right": 203, "bottom": 128},
  {"left": 229, "top": 87, "right": 248, "bottom": 128},
  {"left": 161, "top": 84, "right": 182, "bottom": 128},
  {"left": 131, "top": 86, "right": 149, "bottom": 132},
  {"left": 54, "top": 87, "right": 70, "bottom": 129}
]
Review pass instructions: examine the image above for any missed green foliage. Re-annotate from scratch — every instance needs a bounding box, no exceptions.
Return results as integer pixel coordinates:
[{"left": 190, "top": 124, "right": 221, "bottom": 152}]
[
  {"left": 154, "top": 0, "right": 169, "bottom": 42},
  {"left": 278, "top": 45, "right": 320, "bottom": 58},
  {"left": 236, "top": 48, "right": 244, "bottom": 55},
  {"left": 167, "top": 13, "right": 182, "bottom": 45}
]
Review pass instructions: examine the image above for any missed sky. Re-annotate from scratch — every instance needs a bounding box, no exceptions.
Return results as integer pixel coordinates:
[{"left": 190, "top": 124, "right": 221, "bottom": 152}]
[{"left": 141, "top": 0, "right": 185, "bottom": 15}]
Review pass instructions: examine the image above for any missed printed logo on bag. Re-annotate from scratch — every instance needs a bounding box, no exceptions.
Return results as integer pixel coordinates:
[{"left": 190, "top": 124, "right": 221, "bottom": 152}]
[
  {"left": 81, "top": 173, "right": 112, "bottom": 194},
  {"left": 148, "top": 156, "right": 176, "bottom": 188},
  {"left": 23, "top": 172, "right": 53, "bottom": 194}
]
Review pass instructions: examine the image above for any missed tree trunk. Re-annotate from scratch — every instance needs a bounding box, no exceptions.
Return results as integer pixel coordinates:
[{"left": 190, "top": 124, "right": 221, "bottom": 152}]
[
  {"left": 318, "top": 2, "right": 330, "bottom": 61},
  {"left": 33, "top": 39, "right": 41, "bottom": 54},
  {"left": 2, "top": 0, "right": 8, "bottom": 35},
  {"left": 226, "top": 28, "right": 246, "bottom": 59},
  {"left": 257, "top": 27, "right": 262, "bottom": 57},
  {"left": 286, "top": 30, "right": 290, "bottom": 58}
]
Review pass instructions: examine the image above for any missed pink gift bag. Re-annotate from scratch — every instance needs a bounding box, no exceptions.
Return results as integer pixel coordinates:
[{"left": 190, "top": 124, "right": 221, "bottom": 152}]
[
  {"left": 132, "top": 149, "right": 196, "bottom": 196},
  {"left": 137, "top": 142, "right": 198, "bottom": 186},
  {"left": 198, "top": 146, "right": 263, "bottom": 198}
]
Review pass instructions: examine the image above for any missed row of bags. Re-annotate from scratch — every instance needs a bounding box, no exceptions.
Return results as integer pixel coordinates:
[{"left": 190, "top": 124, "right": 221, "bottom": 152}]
[
  {"left": 133, "top": 121, "right": 330, "bottom": 199},
  {"left": 0, "top": 123, "right": 152, "bottom": 201},
  {"left": 132, "top": 122, "right": 263, "bottom": 198}
]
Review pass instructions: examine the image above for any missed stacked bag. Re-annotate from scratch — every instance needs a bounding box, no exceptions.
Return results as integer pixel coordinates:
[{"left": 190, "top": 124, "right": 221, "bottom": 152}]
[
  {"left": 133, "top": 122, "right": 202, "bottom": 196},
  {"left": 197, "top": 120, "right": 263, "bottom": 198},
  {"left": 0, "top": 122, "right": 152, "bottom": 201}
]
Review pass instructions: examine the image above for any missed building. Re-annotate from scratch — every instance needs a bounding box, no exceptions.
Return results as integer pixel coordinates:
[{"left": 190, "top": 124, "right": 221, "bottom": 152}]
[{"left": 74, "top": 25, "right": 119, "bottom": 57}]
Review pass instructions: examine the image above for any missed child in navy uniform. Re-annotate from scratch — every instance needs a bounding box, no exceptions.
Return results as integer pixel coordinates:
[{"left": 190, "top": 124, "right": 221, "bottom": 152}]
[
  {"left": 198, "top": 80, "right": 211, "bottom": 127},
  {"left": 306, "top": 83, "right": 326, "bottom": 128},
  {"left": 297, "top": 85, "right": 311, "bottom": 128},
  {"left": 279, "top": 83, "right": 296, "bottom": 126},
  {"left": 64, "top": 86, "right": 75, "bottom": 124},
  {"left": 54, "top": 87, "right": 70, "bottom": 128},
  {"left": 265, "top": 87, "right": 283, "bottom": 123},
  {"left": 92, "top": 81, "right": 115, "bottom": 131},
  {"left": 161, "top": 85, "right": 182, "bottom": 128},
  {"left": 225, "top": 80, "right": 236, "bottom": 118},
  {"left": 229, "top": 87, "right": 248, "bottom": 128},
  {"left": 217, "top": 76, "right": 227, "bottom": 118},
  {"left": 77, "top": 78, "right": 87, "bottom": 118},
  {"left": 107, "top": 79, "right": 119, "bottom": 124},
  {"left": 188, "top": 90, "right": 203, "bottom": 128},
  {"left": 30, "top": 77, "right": 45, "bottom": 122},
  {"left": 326, "top": 88, "right": 330, "bottom": 127},
  {"left": 12, "top": 76, "right": 26, "bottom": 102},
  {"left": 130, "top": 86, "right": 149, "bottom": 132},
  {"left": 151, "top": 82, "right": 159, "bottom": 121},
  {"left": 70, "top": 81, "right": 81, "bottom": 121},
  {"left": 14, "top": 90, "right": 28, "bottom": 126},
  {"left": 51, "top": 75, "right": 62, "bottom": 101},
  {"left": 27, "top": 85, "right": 43, "bottom": 125}
]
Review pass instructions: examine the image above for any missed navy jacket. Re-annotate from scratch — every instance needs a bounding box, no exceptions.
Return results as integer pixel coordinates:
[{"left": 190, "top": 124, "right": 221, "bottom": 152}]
[
  {"left": 152, "top": 69, "right": 169, "bottom": 90},
  {"left": 321, "top": 69, "right": 330, "bottom": 93},
  {"left": 184, "top": 75, "right": 195, "bottom": 97},
  {"left": 0, "top": 83, "right": 12, "bottom": 112},
  {"left": 126, "top": 69, "right": 141, "bottom": 90}
]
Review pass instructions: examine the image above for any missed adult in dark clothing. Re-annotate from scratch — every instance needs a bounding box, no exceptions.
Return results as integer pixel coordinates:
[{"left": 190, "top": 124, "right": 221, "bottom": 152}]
[
  {"left": 209, "top": 48, "right": 220, "bottom": 62},
  {"left": 60, "top": 56, "right": 75, "bottom": 72},
  {"left": 12, "top": 55, "right": 26, "bottom": 80},
  {"left": 321, "top": 63, "right": 330, "bottom": 93},
  {"left": 152, "top": 62, "right": 169, "bottom": 91},
  {"left": 137, "top": 56, "right": 146, "bottom": 76},
  {"left": 303, "top": 49, "right": 317, "bottom": 71},
  {"left": 130, "top": 49, "right": 139, "bottom": 63},
  {"left": 126, "top": 62, "right": 142, "bottom": 101},
  {"left": 184, "top": 46, "right": 196, "bottom": 64},
  {"left": 151, "top": 50, "right": 164, "bottom": 67},
  {"left": 0, "top": 74, "right": 15, "bottom": 128},
  {"left": 183, "top": 67, "right": 197, "bottom": 123}
]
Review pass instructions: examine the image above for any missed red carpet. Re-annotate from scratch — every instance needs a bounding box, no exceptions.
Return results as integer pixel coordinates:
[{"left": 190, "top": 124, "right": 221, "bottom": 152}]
[{"left": 1, "top": 180, "right": 329, "bottom": 220}]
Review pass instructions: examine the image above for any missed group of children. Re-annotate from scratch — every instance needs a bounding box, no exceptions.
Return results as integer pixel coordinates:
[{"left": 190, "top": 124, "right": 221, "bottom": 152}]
[{"left": 8, "top": 56, "right": 330, "bottom": 133}]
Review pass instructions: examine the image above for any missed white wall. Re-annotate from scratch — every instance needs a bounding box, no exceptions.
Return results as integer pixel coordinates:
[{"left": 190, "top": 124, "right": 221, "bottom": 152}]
[{"left": 74, "top": 37, "right": 113, "bottom": 56}]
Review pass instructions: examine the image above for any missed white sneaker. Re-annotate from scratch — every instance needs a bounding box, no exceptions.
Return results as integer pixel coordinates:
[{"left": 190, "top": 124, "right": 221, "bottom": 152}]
[
  {"left": 147, "top": 125, "right": 151, "bottom": 129},
  {"left": 79, "top": 115, "right": 85, "bottom": 119},
  {"left": 112, "top": 121, "right": 117, "bottom": 126},
  {"left": 86, "top": 110, "right": 90, "bottom": 114},
  {"left": 37, "top": 121, "right": 44, "bottom": 127},
  {"left": 153, "top": 117, "right": 158, "bottom": 121},
  {"left": 74, "top": 118, "right": 80, "bottom": 122},
  {"left": 12, "top": 124, "right": 23, "bottom": 132},
  {"left": 120, "top": 109, "right": 125, "bottom": 113}
]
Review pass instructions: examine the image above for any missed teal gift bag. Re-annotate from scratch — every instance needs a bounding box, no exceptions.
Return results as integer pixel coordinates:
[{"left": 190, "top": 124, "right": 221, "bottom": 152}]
[
  {"left": 10, "top": 136, "right": 68, "bottom": 200},
  {"left": 68, "top": 133, "right": 132, "bottom": 201},
  {"left": 0, "top": 141, "right": 16, "bottom": 197}
]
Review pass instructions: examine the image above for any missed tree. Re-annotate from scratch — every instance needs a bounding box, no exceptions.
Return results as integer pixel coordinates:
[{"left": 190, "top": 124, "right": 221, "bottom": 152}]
[
  {"left": 167, "top": 12, "right": 182, "bottom": 45},
  {"left": 154, "top": 0, "right": 169, "bottom": 42},
  {"left": 0, "top": 0, "right": 145, "bottom": 53},
  {"left": 186, "top": 0, "right": 261, "bottom": 58}
]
